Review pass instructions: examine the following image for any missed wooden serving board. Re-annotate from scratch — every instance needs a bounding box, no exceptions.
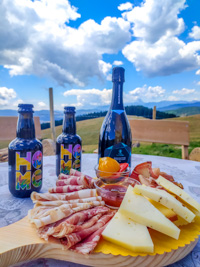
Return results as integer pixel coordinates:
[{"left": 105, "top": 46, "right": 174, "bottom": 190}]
[{"left": 0, "top": 216, "right": 198, "bottom": 267}]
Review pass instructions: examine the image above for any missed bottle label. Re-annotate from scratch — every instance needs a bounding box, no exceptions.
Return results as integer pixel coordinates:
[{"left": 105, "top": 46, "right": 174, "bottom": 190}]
[
  {"left": 15, "top": 150, "right": 43, "bottom": 190},
  {"left": 104, "top": 142, "right": 131, "bottom": 165},
  {"left": 60, "top": 143, "right": 81, "bottom": 175}
]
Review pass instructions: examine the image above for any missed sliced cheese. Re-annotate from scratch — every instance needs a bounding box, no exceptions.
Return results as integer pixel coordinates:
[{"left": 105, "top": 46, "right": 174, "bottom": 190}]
[
  {"left": 102, "top": 212, "right": 154, "bottom": 253},
  {"left": 148, "top": 198, "right": 178, "bottom": 221},
  {"left": 119, "top": 185, "right": 180, "bottom": 239},
  {"left": 133, "top": 184, "right": 195, "bottom": 223},
  {"left": 156, "top": 176, "right": 200, "bottom": 212}
]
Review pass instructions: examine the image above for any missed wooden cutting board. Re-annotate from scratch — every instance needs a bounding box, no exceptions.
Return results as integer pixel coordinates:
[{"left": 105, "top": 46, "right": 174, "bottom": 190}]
[{"left": 0, "top": 216, "right": 198, "bottom": 267}]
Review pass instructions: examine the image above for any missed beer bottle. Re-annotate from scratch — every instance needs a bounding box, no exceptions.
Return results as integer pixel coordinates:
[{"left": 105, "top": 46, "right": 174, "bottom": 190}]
[
  {"left": 8, "top": 104, "right": 43, "bottom": 198},
  {"left": 56, "top": 106, "right": 82, "bottom": 176}
]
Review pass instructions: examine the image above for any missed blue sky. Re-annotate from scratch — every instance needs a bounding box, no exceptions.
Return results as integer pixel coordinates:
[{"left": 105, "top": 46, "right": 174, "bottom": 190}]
[{"left": 0, "top": 0, "right": 200, "bottom": 110}]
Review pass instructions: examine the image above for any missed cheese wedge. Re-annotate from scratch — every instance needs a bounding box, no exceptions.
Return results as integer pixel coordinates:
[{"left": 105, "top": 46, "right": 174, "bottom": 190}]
[
  {"left": 102, "top": 212, "right": 154, "bottom": 253},
  {"left": 119, "top": 186, "right": 180, "bottom": 239},
  {"left": 133, "top": 184, "right": 195, "bottom": 223},
  {"left": 156, "top": 176, "right": 200, "bottom": 212},
  {"left": 148, "top": 199, "right": 178, "bottom": 221}
]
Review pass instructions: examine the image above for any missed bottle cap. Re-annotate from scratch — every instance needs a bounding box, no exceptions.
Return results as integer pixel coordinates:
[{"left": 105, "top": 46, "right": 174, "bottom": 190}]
[
  {"left": 18, "top": 104, "right": 34, "bottom": 113},
  {"left": 112, "top": 67, "right": 125, "bottom": 82},
  {"left": 64, "top": 106, "right": 76, "bottom": 114}
]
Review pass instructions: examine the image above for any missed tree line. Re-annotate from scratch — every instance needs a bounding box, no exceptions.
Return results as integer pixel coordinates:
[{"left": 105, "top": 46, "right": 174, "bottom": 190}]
[{"left": 41, "top": 105, "right": 176, "bottom": 129}]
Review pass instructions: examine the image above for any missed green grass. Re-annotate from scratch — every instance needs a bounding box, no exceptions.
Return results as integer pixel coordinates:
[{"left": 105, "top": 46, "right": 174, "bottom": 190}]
[{"left": 1, "top": 114, "right": 200, "bottom": 158}]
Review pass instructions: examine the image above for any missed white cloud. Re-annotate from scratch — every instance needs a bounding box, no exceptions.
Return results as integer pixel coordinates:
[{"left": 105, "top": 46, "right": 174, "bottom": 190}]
[
  {"left": 197, "top": 81, "right": 200, "bottom": 86},
  {"left": 129, "top": 85, "right": 165, "bottom": 100},
  {"left": 189, "top": 26, "right": 200, "bottom": 40},
  {"left": 118, "top": 2, "right": 133, "bottom": 11},
  {"left": 63, "top": 88, "right": 112, "bottom": 108},
  {"left": 168, "top": 96, "right": 179, "bottom": 101},
  {"left": 113, "top": 60, "right": 123, "bottom": 66},
  {"left": 122, "top": 0, "right": 200, "bottom": 77},
  {"left": 98, "top": 60, "right": 112, "bottom": 75},
  {"left": 0, "top": 87, "right": 17, "bottom": 106},
  {"left": 13, "top": 99, "right": 24, "bottom": 107},
  {"left": 0, "top": 0, "right": 131, "bottom": 86},
  {"left": 172, "top": 88, "right": 195, "bottom": 95},
  {"left": 38, "top": 101, "right": 46, "bottom": 107},
  {"left": 196, "top": 69, "right": 200, "bottom": 75}
]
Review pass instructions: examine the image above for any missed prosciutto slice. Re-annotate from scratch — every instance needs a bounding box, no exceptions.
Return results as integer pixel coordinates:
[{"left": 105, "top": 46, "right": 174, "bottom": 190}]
[
  {"left": 31, "top": 189, "right": 97, "bottom": 202},
  {"left": 49, "top": 185, "right": 85, "bottom": 193},
  {"left": 34, "top": 196, "right": 102, "bottom": 207},
  {"left": 56, "top": 176, "right": 89, "bottom": 187},
  {"left": 70, "top": 169, "right": 94, "bottom": 188},
  {"left": 30, "top": 201, "right": 105, "bottom": 228},
  {"left": 38, "top": 206, "right": 110, "bottom": 240},
  {"left": 60, "top": 211, "right": 115, "bottom": 249},
  {"left": 71, "top": 224, "right": 107, "bottom": 254}
]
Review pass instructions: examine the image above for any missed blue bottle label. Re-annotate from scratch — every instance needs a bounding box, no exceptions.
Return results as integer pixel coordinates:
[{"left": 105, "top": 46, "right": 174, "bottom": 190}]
[
  {"left": 15, "top": 150, "right": 43, "bottom": 190},
  {"left": 60, "top": 143, "right": 81, "bottom": 175},
  {"left": 104, "top": 142, "right": 131, "bottom": 165}
]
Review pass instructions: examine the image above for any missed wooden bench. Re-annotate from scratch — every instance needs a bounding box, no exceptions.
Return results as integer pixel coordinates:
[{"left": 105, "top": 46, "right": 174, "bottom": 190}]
[
  {"left": 0, "top": 116, "right": 42, "bottom": 140},
  {"left": 129, "top": 119, "right": 189, "bottom": 159}
]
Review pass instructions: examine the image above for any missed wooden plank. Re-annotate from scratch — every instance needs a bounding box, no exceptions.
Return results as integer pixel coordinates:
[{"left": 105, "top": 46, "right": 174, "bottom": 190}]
[
  {"left": 0, "top": 216, "right": 198, "bottom": 267},
  {"left": 129, "top": 119, "right": 189, "bottom": 146},
  {"left": 153, "top": 106, "right": 156, "bottom": 120},
  {"left": 0, "top": 117, "right": 41, "bottom": 141}
]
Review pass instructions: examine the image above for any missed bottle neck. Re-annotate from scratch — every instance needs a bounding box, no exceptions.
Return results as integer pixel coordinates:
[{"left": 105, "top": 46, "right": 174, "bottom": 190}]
[
  {"left": 17, "top": 113, "right": 35, "bottom": 139},
  {"left": 62, "top": 113, "right": 76, "bottom": 135},
  {"left": 110, "top": 81, "right": 124, "bottom": 110}
]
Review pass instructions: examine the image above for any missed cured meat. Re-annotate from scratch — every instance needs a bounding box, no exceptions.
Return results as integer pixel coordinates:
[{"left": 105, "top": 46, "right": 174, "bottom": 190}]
[
  {"left": 38, "top": 206, "right": 110, "bottom": 240},
  {"left": 56, "top": 176, "right": 89, "bottom": 187},
  {"left": 31, "top": 189, "right": 97, "bottom": 202},
  {"left": 30, "top": 201, "right": 105, "bottom": 228},
  {"left": 49, "top": 185, "right": 85, "bottom": 193},
  {"left": 53, "top": 213, "right": 103, "bottom": 238},
  {"left": 60, "top": 211, "right": 115, "bottom": 249},
  {"left": 34, "top": 196, "right": 102, "bottom": 207},
  {"left": 71, "top": 224, "right": 107, "bottom": 254},
  {"left": 70, "top": 169, "right": 94, "bottom": 188}
]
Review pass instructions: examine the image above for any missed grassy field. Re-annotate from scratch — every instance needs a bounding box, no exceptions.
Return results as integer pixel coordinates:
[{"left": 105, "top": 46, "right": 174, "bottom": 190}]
[{"left": 1, "top": 114, "right": 200, "bottom": 159}]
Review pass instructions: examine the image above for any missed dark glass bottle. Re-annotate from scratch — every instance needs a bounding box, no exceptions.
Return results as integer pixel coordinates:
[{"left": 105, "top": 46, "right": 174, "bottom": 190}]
[
  {"left": 98, "top": 67, "right": 132, "bottom": 166},
  {"left": 56, "top": 106, "right": 82, "bottom": 176},
  {"left": 8, "top": 104, "right": 43, "bottom": 198}
]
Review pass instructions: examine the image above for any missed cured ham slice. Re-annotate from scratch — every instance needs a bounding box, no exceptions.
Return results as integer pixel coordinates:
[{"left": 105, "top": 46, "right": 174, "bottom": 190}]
[
  {"left": 30, "top": 201, "right": 105, "bottom": 228},
  {"left": 31, "top": 189, "right": 97, "bottom": 202},
  {"left": 56, "top": 176, "right": 88, "bottom": 187},
  {"left": 49, "top": 185, "right": 85, "bottom": 193},
  {"left": 60, "top": 211, "right": 115, "bottom": 249},
  {"left": 70, "top": 169, "right": 94, "bottom": 188},
  {"left": 71, "top": 224, "right": 107, "bottom": 254},
  {"left": 38, "top": 206, "right": 110, "bottom": 240},
  {"left": 34, "top": 196, "right": 102, "bottom": 207}
]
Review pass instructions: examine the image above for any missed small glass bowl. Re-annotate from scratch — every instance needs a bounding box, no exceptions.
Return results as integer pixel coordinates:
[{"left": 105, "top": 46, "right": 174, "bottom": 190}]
[
  {"left": 94, "top": 164, "right": 130, "bottom": 184},
  {"left": 94, "top": 178, "right": 140, "bottom": 209}
]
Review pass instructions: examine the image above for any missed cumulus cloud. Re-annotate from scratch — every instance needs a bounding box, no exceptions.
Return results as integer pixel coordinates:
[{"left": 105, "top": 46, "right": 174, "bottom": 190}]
[
  {"left": 38, "top": 101, "right": 46, "bottom": 107},
  {"left": 63, "top": 88, "right": 112, "bottom": 108},
  {"left": 172, "top": 88, "right": 195, "bottom": 95},
  {"left": 0, "top": 87, "right": 17, "bottom": 105},
  {"left": 121, "top": 0, "right": 200, "bottom": 77},
  {"left": 118, "top": 2, "right": 133, "bottom": 11},
  {"left": 196, "top": 69, "right": 200, "bottom": 75},
  {"left": 0, "top": 0, "right": 131, "bottom": 86},
  {"left": 129, "top": 85, "right": 165, "bottom": 100},
  {"left": 189, "top": 26, "right": 200, "bottom": 40},
  {"left": 113, "top": 60, "right": 123, "bottom": 66}
]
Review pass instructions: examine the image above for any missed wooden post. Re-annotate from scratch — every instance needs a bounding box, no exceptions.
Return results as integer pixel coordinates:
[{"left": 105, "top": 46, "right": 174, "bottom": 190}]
[
  {"left": 153, "top": 106, "right": 156, "bottom": 120},
  {"left": 49, "top": 87, "right": 56, "bottom": 143}
]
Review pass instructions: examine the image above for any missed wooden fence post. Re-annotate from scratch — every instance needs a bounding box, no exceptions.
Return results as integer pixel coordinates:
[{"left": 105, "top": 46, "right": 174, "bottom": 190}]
[
  {"left": 49, "top": 87, "right": 56, "bottom": 143},
  {"left": 153, "top": 106, "right": 156, "bottom": 120}
]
